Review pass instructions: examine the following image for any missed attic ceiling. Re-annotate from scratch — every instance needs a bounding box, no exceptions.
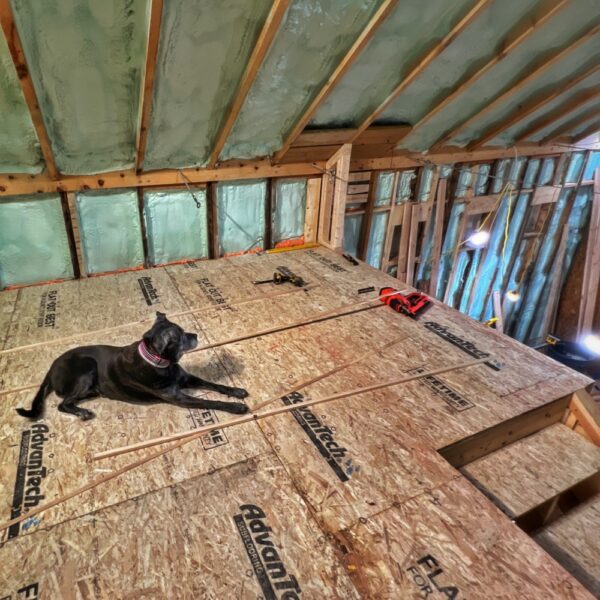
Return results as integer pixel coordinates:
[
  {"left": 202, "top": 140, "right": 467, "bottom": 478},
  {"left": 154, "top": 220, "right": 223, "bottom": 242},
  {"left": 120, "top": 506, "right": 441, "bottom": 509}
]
[{"left": 0, "top": 0, "right": 599, "bottom": 177}]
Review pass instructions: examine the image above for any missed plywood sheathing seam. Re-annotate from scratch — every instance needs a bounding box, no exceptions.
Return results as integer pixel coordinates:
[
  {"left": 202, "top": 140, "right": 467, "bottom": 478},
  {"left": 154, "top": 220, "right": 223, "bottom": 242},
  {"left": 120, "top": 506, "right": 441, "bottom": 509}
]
[{"left": 0, "top": 247, "right": 593, "bottom": 598}]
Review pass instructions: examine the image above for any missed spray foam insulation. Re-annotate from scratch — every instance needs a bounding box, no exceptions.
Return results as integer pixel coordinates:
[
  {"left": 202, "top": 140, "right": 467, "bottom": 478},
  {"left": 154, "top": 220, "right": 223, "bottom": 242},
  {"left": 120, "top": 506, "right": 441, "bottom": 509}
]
[
  {"left": 10, "top": 0, "right": 150, "bottom": 174},
  {"left": 0, "top": 247, "right": 595, "bottom": 598}
]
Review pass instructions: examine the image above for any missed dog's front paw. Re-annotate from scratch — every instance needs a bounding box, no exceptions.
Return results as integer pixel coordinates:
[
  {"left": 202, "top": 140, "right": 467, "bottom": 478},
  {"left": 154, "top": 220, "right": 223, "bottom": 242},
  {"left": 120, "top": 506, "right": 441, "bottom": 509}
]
[
  {"left": 79, "top": 409, "right": 96, "bottom": 421},
  {"left": 230, "top": 402, "right": 249, "bottom": 414},
  {"left": 229, "top": 387, "right": 249, "bottom": 399}
]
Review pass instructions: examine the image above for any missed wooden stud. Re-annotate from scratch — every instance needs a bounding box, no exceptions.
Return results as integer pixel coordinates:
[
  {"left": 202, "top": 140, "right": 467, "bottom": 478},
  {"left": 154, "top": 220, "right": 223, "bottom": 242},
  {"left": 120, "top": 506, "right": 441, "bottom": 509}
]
[
  {"left": 410, "top": 0, "right": 570, "bottom": 143},
  {"left": 475, "top": 67, "right": 600, "bottom": 148},
  {"left": 0, "top": 0, "right": 58, "bottom": 178},
  {"left": 273, "top": 0, "right": 399, "bottom": 163},
  {"left": 434, "top": 23, "right": 600, "bottom": 149},
  {"left": 65, "top": 192, "right": 86, "bottom": 277},
  {"left": 570, "top": 390, "right": 600, "bottom": 446},
  {"left": 304, "top": 177, "right": 321, "bottom": 244},
  {"left": 208, "top": 0, "right": 290, "bottom": 167},
  {"left": 515, "top": 89, "right": 600, "bottom": 143},
  {"left": 380, "top": 172, "right": 401, "bottom": 269},
  {"left": 207, "top": 182, "right": 219, "bottom": 259},
  {"left": 429, "top": 178, "right": 448, "bottom": 296},
  {"left": 492, "top": 291, "right": 504, "bottom": 334},
  {"left": 137, "top": 187, "right": 150, "bottom": 267},
  {"left": 358, "top": 171, "right": 379, "bottom": 260},
  {"left": 396, "top": 203, "right": 413, "bottom": 282},
  {"left": 350, "top": 0, "right": 492, "bottom": 141},
  {"left": 135, "top": 0, "right": 164, "bottom": 172},
  {"left": 59, "top": 192, "right": 80, "bottom": 279}
]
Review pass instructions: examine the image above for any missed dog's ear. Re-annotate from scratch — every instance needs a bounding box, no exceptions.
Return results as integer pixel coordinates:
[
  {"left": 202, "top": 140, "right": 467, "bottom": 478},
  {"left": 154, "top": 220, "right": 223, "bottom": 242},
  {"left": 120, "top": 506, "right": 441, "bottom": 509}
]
[
  {"left": 155, "top": 311, "right": 167, "bottom": 321},
  {"left": 144, "top": 327, "right": 170, "bottom": 356}
]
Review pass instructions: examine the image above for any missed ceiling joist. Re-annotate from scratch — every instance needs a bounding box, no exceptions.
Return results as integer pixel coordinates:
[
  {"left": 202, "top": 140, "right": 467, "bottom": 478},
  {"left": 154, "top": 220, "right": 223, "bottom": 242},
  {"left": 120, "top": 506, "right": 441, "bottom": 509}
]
[
  {"left": 541, "top": 106, "right": 600, "bottom": 144},
  {"left": 0, "top": 0, "right": 58, "bottom": 178},
  {"left": 471, "top": 64, "right": 600, "bottom": 148},
  {"left": 208, "top": 0, "right": 291, "bottom": 168},
  {"left": 410, "top": 0, "right": 569, "bottom": 142},
  {"left": 436, "top": 22, "right": 600, "bottom": 149},
  {"left": 349, "top": 0, "right": 492, "bottom": 142},
  {"left": 573, "top": 120, "right": 600, "bottom": 143},
  {"left": 272, "top": 0, "right": 398, "bottom": 163},
  {"left": 135, "top": 0, "right": 164, "bottom": 173}
]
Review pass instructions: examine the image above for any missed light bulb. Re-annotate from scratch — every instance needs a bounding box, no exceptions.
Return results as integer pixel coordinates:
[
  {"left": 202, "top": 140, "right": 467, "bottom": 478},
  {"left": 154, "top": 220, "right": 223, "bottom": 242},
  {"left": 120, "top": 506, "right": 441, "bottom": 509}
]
[
  {"left": 581, "top": 334, "right": 600, "bottom": 356},
  {"left": 466, "top": 230, "right": 490, "bottom": 248},
  {"left": 506, "top": 290, "right": 520, "bottom": 302}
]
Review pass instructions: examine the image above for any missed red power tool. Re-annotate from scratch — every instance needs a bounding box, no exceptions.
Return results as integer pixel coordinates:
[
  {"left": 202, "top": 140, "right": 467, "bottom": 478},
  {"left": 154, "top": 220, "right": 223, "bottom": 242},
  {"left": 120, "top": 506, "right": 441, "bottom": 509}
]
[{"left": 379, "top": 287, "right": 432, "bottom": 319}]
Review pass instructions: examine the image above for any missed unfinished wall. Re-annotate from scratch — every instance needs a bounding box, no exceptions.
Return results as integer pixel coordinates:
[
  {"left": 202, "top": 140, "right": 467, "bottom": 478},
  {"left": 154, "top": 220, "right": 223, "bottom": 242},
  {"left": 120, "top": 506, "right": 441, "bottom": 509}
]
[
  {"left": 0, "top": 194, "right": 73, "bottom": 288},
  {"left": 143, "top": 0, "right": 272, "bottom": 171},
  {"left": 273, "top": 178, "right": 306, "bottom": 246},
  {"left": 11, "top": 0, "right": 150, "bottom": 174},
  {"left": 143, "top": 188, "right": 209, "bottom": 265},
  {"left": 76, "top": 190, "right": 145, "bottom": 274},
  {"left": 0, "top": 30, "right": 42, "bottom": 173},
  {"left": 220, "top": 0, "right": 382, "bottom": 161}
]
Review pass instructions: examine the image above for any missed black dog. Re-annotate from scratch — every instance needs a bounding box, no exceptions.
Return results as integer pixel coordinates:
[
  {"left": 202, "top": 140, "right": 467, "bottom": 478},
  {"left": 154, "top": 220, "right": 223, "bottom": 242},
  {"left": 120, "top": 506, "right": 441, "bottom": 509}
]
[{"left": 16, "top": 312, "right": 249, "bottom": 421}]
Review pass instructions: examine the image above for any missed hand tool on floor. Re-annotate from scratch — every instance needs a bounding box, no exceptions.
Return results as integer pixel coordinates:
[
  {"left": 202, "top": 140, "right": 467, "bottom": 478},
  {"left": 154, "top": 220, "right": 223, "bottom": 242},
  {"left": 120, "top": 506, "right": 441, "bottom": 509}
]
[
  {"left": 379, "top": 287, "right": 432, "bottom": 319},
  {"left": 254, "top": 266, "right": 306, "bottom": 287}
]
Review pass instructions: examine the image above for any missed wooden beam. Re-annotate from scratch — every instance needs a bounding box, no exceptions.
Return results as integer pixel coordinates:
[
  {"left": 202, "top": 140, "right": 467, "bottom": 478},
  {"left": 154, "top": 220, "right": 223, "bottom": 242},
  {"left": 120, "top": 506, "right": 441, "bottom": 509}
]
[
  {"left": 350, "top": 0, "right": 491, "bottom": 141},
  {"left": 358, "top": 171, "right": 378, "bottom": 259},
  {"left": 66, "top": 192, "right": 86, "bottom": 277},
  {"left": 273, "top": 0, "right": 399, "bottom": 163},
  {"left": 304, "top": 177, "right": 321, "bottom": 244},
  {"left": 434, "top": 23, "right": 600, "bottom": 149},
  {"left": 410, "top": 0, "right": 569, "bottom": 143},
  {"left": 208, "top": 0, "right": 290, "bottom": 167},
  {"left": 135, "top": 0, "right": 164, "bottom": 173},
  {"left": 429, "top": 178, "right": 448, "bottom": 296},
  {"left": 574, "top": 121, "right": 600, "bottom": 144},
  {"left": 473, "top": 66, "right": 600, "bottom": 149},
  {"left": 514, "top": 89, "right": 600, "bottom": 143},
  {"left": 570, "top": 390, "right": 600, "bottom": 446},
  {"left": 0, "top": 0, "right": 58, "bottom": 178},
  {"left": 541, "top": 106, "right": 599, "bottom": 144}
]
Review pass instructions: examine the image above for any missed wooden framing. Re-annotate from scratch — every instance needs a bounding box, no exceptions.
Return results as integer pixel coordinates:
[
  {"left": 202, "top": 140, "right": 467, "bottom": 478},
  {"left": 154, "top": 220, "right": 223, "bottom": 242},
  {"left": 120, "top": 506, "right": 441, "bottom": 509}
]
[
  {"left": 135, "top": 0, "right": 164, "bottom": 173},
  {"left": 515, "top": 89, "right": 600, "bottom": 143},
  {"left": 208, "top": 0, "right": 290, "bottom": 167},
  {"left": 0, "top": 0, "right": 58, "bottom": 178},
  {"left": 410, "top": 0, "right": 569, "bottom": 141},
  {"left": 435, "top": 23, "right": 600, "bottom": 149},
  {"left": 303, "top": 177, "right": 321, "bottom": 244},
  {"left": 474, "top": 65, "right": 600, "bottom": 148},
  {"left": 429, "top": 178, "right": 448, "bottom": 296},
  {"left": 541, "top": 107, "right": 600, "bottom": 144},
  {"left": 273, "top": 0, "right": 399, "bottom": 163},
  {"left": 573, "top": 121, "right": 600, "bottom": 144},
  {"left": 350, "top": 0, "right": 492, "bottom": 142},
  {"left": 65, "top": 192, "right": 86, "bottom": 277}
]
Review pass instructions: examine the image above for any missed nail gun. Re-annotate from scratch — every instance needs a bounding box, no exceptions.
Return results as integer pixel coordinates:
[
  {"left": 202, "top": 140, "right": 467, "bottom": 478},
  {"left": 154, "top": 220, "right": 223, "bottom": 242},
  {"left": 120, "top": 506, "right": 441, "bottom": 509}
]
[
  {"left": 379, "top": 287, "right": 431, "bottom": 319},
  {"left": 254, "top": 266, "right": 306, "bottom": 288}
]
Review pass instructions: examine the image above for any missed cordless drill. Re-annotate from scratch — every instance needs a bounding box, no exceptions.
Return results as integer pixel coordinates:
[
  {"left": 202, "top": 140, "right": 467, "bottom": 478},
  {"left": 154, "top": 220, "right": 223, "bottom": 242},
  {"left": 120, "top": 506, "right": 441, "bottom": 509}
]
[{"left": 254, "top": 266, "right": 306, "bottom": 288}]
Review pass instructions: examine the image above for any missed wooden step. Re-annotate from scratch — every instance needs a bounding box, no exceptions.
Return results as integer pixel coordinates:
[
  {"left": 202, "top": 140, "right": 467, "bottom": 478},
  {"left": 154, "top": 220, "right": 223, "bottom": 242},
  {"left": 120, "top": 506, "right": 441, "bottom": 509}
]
[
  {"left": 534, "top": 495, "right": 600, "bottom": 597},
  {"left": 461, "top": 423, "right": 600, "bottom": 518}
]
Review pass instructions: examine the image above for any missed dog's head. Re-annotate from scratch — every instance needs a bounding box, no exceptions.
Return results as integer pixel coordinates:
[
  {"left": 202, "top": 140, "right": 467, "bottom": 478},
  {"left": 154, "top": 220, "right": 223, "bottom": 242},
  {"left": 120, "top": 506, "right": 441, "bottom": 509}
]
[{"left": 143, "top": 312, "right": 198, "bottom": 363}]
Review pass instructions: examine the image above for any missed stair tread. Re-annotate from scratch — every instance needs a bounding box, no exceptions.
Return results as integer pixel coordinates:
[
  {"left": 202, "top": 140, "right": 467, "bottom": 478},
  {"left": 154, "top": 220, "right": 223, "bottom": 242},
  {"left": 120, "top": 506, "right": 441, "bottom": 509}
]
[
  {"left": 462, "top": 423, "right": 600, "bottom": 518},
  {"left": 534, "top": 495, "right": 600, "bottom": 597}
]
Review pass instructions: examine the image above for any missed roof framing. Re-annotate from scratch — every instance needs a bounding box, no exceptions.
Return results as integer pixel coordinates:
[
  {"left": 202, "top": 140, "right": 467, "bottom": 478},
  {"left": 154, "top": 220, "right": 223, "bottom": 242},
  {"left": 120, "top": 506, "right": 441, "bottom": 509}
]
[
  {"left": 540, "top": 105, "right": 599, "bottom": 143},
  {"left": 135, "top": 0, "right": 164, "bottom": 173},
  {"left": 407, "top": 0, "right": 569, "bottom": 144},
  {"left": 573, "top": 120, "right": 600, "bottom": 143},
  {"left": 272, "top": 0, "right": 398, "bottom": 163},
  {"left": 435, "top": 22, "right": 600, "bottom": 149},
  {"left": 208, "top": 0, "right": 291, "bottom": 167},
  {"left": 0, "top": 0, "right": 58, "bottom": 178},
  {"left": 349, "top": 0, "right": 492, "bottom": 142}
]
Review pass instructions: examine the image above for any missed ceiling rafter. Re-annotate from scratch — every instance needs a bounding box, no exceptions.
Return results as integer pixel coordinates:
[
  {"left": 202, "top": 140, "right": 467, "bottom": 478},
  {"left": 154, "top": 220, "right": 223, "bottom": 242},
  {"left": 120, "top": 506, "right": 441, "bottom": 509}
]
[
  {"left": 515, "top": 88, "right": 600, "bottom": 142},
  {"left": 435, "top": 22, "right": 600, "bottom": 149},
  {"left": 540, "top": 105, "right": 599, "bottom": 144},
  {"left": 573, "top": 120, "right": 600, "bottom": 144},
  {"left": 408, "top": 0, "right": 569, "bottom": 142},
  {"left": 208, "top": 0, "right": 291, "bottom": 168},
  {"left": 272, "top": 0, "right": 399, "bottom": 164},
  {"left": 470, "top": 63, "right": 600, "bottom": 148},
  {"left": 136, "top": 0, "right": 164, "bottom": 173},
  {"left": 0, "top": 0, "right": 58, "bottom": 178},
  {"left": 348, "top": 0, "right": 492, "bottom": 143}
]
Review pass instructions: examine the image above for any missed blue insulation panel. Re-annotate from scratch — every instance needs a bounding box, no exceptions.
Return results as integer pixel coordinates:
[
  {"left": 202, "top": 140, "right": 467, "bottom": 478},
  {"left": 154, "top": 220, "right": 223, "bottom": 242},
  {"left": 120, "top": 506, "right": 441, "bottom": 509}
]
[
  {"left": 143, "top": 189, "right": 209, "bottom": 265},
  {"left": 273, "top": 178, "right": 307, "bottom": 245},
  {"left": 343, "top": 213, "right": 363, "bottom": 257},
  {"left": 76, "top": 189, "right": 145, "bottom": 274},
  {"left": 366, "top": 211, "right": 388, "bottom": 269}
]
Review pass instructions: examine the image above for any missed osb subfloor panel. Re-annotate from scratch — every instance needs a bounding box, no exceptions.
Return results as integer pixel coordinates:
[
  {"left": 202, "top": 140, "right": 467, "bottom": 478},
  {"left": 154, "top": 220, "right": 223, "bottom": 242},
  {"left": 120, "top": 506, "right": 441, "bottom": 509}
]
[
  {"left": 0, "top": 247, "right": 594, "bottom": 599},
  {"left": 462, "top": 423, "right": 600, "bottom": 518}
]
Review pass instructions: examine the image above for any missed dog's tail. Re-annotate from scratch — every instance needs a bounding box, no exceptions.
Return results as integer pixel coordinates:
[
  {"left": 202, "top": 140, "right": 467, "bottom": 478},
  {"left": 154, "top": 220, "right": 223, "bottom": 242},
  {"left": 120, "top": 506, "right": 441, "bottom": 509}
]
[{"left": 16, "top": 373, "right": 52, "bottom": 419}]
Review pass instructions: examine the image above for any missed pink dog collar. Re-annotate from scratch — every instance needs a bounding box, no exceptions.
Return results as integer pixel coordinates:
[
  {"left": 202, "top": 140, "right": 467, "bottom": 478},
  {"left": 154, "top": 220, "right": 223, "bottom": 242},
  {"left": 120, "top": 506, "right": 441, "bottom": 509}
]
[{"left": 138, "top": 341, "right": 171, "bottom": 368}]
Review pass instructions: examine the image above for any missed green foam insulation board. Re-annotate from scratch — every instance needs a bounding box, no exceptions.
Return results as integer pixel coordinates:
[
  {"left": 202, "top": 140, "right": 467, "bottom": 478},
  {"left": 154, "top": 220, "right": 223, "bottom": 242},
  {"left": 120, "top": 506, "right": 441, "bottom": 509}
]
[
  {"left": 343, "top": 214, "right": 363, "bottom": 257},
  {"left": 365, "top": 211, "right": 388, "bottom": 269},
  {"left": 273, "top": 178, "right": 306, "bottom": 245},
  {"left": 399, "top": 0, "right": 600, "bottom": 151},
  {"left": 375, "top": 171, "right": 394, "bottom": 206},
  {"left": 376, "top": 0, "right": 537, "bottom": 135},
  {"left": 143, "top": 189, "right": 209, "bottom": 265},
  {"left": 220, "top": 0, "right": 383, "bottom": 161},
  {"left": 0, "top": 30, "right": 42, "bottom": 173},
  {"left": 310, "top": 0, "right": 473, "bottom": 129},
  {"left": 492, "top": 70, "right": 600, "bottom": 145},
  {"left": 529, "top": 101, "right": 599, "bottom": 142},
  {"left": 0, "top": 194, "right": 73, "bottom": 288},
  {"left": 143, "top": 0, "right": 272, "bottom": 171},
  {"left": 217, "top": 180, "right": 266, "bottom": 255},
  {"left": 11, "top": 0, "right": 150, "bottom": 174},
  {"left": 76, "top": 190, "right": 144, "bottom": 274}
]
